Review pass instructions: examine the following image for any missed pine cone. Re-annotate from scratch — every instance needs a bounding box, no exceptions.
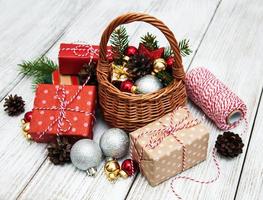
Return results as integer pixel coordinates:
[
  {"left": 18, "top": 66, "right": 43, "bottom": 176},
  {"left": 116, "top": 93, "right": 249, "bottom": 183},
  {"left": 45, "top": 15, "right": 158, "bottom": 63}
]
[
  {"left": 47, "top": 137, "right": 72, "bottom": 165},
  {"left": 127, "top": 54, "right": 152, "bottom": 79},
  {"left": 215, "top": 132, "right": 244, "bottom": 158},
  {"left": 3, "top": 94, "right": 25, "bottom": 116},
  {"left": 78, "top": 62, "right": 97, "bottom": 85}
]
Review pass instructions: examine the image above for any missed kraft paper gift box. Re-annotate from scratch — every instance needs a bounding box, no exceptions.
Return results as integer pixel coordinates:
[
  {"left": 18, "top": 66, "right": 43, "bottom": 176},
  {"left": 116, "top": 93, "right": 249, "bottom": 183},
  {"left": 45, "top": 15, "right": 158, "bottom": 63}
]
[{"left": 130, "top": 107, "right": 209, "bottom": 186}]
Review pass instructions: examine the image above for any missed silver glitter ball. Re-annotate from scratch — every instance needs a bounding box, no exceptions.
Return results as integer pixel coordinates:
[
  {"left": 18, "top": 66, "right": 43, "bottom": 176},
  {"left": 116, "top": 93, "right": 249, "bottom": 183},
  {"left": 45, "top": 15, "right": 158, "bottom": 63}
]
[
  {"left": 135, "top": 75, "right": 163, "bottom": 94},
  {"left": 100, "top": 128, "right": 129, "bottom": 159},
  {"left": 70, "top": 139, "right": 102, "bottom": 174}
]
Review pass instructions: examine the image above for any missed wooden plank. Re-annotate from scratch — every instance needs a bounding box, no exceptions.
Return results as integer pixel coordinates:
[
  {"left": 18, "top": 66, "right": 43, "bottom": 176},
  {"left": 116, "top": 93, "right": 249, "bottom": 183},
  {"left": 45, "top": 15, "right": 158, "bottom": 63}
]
[
  {"left": 0, "top": 1, "right": 157, "bottom": 199},
  {"left": 0, "top": 0, "right": 93, "bottom": 100},
  {"left": 235, "top": 91, "right": 263, "bottom": 200},
  {"left": 15, "top": 1, "right": 221, "bottom": 200},
  {"left": 126, "top": 0, "right": 263, "bottom": 199}
]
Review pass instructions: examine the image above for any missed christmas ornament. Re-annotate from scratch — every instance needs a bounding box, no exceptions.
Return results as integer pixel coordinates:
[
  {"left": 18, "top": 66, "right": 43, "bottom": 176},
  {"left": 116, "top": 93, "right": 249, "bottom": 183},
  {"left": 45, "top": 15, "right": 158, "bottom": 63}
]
[
  {"left": 125, "top": 46, "right": 138, "bottom": 57},
  {"left": 138, "top": 43, "right": 164, "bottom": 61},
  {"left": 23, "top": 111, "right": 33, "bottom": 123},
  {"left": 70, "top": 139, "right": 103, "bottom": 176},
  {"left": 47, "top": 137, "right": 72, "bottom": 165},
  {"left": 104, "top": 158, "right": 121, "bottom": 182},
  {"left": 120, "top": 80, "right": 137, "bottom": 93},
  {"left": 152, "top": 58, "right": 167, "bottom": 74},
  {"left": 122, "top": 55, "right": 130, "bottom": 67},
  {"left": 21, "top": 120, "right": 31, "bottom": 140},
  {"left": 215, "top": 131, "right": 244, "bottom": 158},
  {"left": 120, "top": 159, "right": 138, "bottom": 176},
  {"left": 111, "top": 63, "right": 129, "bottom": 82},
  {"left": 166, "top": 56, "right": 175, "bottom": 69},
  {"left": 135, "top": 75, "right": 163, "bottom": 94},
  {"left": 99, "top": 128, "right": 129, "bottom": 159},
  {"left": 3, "top": 94, "right": 25, "bottom": 116},
  {"left": 128, "top": 54, "right": 152, "bottom": 79},
  {"left": 156, "top": 71, "right": 173, "bottom": 87}
]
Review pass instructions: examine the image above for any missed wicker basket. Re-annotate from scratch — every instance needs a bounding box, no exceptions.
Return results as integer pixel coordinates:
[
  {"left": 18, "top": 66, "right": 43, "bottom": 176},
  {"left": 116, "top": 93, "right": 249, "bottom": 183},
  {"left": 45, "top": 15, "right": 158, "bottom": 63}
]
[{"left": 97, "top": 13, "right": 186, "bottom": 132}]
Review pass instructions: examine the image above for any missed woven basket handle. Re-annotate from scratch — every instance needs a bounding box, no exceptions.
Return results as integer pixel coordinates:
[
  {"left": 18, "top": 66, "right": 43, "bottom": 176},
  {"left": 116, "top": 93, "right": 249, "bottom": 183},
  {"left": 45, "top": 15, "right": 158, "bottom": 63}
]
[{"left": 99, "top": 12, "right": 185, "bottom": 80}]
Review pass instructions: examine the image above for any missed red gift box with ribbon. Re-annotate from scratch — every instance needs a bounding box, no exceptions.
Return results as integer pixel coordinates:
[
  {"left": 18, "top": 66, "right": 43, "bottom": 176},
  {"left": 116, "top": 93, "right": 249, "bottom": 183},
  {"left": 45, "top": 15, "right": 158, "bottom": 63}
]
[
  {"left": 29, "top": 84, "right": 96, "bottom": 143},
  {"left": 58, "top": 43, "right": 113, "bottom": 75},
  {"left": 130, "top": 107, "right": 209, "bottom": 186}
]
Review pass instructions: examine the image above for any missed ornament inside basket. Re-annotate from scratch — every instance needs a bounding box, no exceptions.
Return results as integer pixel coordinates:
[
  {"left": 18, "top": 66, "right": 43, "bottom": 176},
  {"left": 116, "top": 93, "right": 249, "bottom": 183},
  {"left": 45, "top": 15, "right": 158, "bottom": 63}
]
[{"left": 97, "top": 13, "right": 188, "bottom": 132}]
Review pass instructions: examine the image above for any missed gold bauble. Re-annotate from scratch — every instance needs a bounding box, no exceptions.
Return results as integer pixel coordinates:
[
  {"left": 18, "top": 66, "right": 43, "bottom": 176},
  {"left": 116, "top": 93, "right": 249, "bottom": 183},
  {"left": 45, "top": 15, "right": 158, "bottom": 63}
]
[
  {"left": 122, "top": 56, "right": 130, "bottom": 66},
  {"left": 22, "top": 122, "right": 30, "bottom": 132},
  {"left": 153, "top": 58, "right": 167, "bottom": 73},
  {"left": 104, "top": 159, "right": 121, "bottom": 181},
  {"left": 119, "top": 170, "right": 128, "bottom": 179}
]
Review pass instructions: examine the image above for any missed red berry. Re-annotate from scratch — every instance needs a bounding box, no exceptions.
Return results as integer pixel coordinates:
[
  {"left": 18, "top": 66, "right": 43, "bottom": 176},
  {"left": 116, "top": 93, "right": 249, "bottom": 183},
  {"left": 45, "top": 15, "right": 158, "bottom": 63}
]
[
  {"left": 120, "top": 80, "right": 134, "bottom": 93},
  {"left": 24, "top": 111, "right": 33, "bottom": 123},
  {"left": 121, "top": 159, "right": 138, "bottom": 176},
  {"left": 166, "top": 57, "right": 175, "bottom": 69},
  {"left": 125, "top": 46, "right": 138, "bottom": 57}
]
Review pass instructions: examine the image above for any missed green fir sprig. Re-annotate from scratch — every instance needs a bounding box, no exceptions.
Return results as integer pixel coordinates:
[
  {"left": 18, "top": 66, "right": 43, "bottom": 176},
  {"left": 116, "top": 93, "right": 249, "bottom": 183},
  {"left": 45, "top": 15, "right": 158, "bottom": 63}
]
[
  {"left": 178, "top": 39, "right": 192, "bottom": 57},
  {"left": 110, "top": 26, "right": 129, "bottom": 64},
  {"left": 164, "top": 39, "right": 192, "bottom": 59},
  {"left": 140, "top": 32, "right": 159, "bottom": 50},
  {"left": 18, "top": 56, "right": 57, "bottom": 88}
]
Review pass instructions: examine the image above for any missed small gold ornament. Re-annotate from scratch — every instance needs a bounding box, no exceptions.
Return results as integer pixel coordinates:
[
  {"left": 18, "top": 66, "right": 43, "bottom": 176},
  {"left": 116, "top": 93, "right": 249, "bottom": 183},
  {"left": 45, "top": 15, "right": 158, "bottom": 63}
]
[
  {"left": 104, "top": 159, "right": 121, "bottom": 182},
  {"left": 111, "top": 63, "right": 129, "bottom": 82},
  {"left": 122, "top": 56, "right": 130, "bottom": 67},
  {"left": 119, "top": 170, "right": 128, "bottom": 179},
  {"left": 152, "top": 58, "right": 167, "bottom": 74},
  {"left": 21, "top": 121, "right": 32, "bottom": 140}
]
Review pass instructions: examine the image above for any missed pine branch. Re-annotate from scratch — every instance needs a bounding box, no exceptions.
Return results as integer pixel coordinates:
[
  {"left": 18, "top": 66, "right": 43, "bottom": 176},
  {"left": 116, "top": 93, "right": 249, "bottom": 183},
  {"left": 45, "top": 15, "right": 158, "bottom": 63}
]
[
  {"left": 156, "top": 70, "right": 173, "bottom": 86},
  {"left": 178, "top": 39, "right": 192, "bottom": 57},
  {"left": 18, "top": 56, "right": 57, "bottom": 89},
  {"left": 164, "top": 39, "right": 192, "bottom": 58},
  {"left": 110, "top": 26, "right": 129, "bottom": 64},
  {"left": 140, "top": 32, "right": 159, "bottom": 51},
  {"left": 164, "top": 47, "right": 174, "bottom": 59}
]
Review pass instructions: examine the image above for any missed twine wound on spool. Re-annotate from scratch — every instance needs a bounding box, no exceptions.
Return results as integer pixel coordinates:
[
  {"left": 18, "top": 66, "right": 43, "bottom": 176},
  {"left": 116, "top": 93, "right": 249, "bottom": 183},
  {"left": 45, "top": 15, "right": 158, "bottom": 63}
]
[{"left": 185, "top": 67, "right": 247, "bottom": 131}]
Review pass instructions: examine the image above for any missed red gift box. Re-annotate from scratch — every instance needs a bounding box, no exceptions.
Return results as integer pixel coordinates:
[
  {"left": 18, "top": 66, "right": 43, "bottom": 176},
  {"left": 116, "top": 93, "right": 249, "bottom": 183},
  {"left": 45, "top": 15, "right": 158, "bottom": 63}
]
[
  {"left": 52, "top": 69, "right": 80, "bottom": 85},
  {"left": 29, "top": 84, "right": 96, "bottom": 143},
  {"left": 59, "top": 43, "right": 113, "bottom": 75}
]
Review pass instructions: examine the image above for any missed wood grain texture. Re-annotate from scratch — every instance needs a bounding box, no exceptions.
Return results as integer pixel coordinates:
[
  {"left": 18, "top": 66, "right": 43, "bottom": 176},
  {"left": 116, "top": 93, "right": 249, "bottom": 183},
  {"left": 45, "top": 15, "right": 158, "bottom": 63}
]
[
  {"left": 235, "top": 92, "right": 263, "bottom": 200},
  {"left": 14, "top": 0, "right": 223, "bottom": 200},
  {"left": 126, "top": 0, "right": 263, "bottom": 199},
  {"left": 0, "top": 0, "right": 92, "bottom": 100},
  {"left": 0, "top": 0, "right": 262, "bottom": 199}
]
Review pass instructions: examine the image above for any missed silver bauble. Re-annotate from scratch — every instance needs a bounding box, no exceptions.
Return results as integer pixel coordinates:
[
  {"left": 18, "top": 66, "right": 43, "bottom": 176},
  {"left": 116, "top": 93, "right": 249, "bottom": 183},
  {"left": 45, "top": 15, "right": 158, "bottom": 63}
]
[
  {"left": 100, "top": 128, "right": 129, "bottom": 159},
  {"left": 135, "top": 75, "right": 163, "bottom": 94},
  {"left": 70, "top": 139, "right": 102, "bottom": 176}
]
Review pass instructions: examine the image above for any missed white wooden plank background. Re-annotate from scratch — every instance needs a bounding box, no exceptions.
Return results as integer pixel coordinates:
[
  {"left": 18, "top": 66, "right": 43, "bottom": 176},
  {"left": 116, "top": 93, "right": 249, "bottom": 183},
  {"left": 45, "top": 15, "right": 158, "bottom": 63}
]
[{"left": 0, "top": 0, "right": 262, "bottom": 199}]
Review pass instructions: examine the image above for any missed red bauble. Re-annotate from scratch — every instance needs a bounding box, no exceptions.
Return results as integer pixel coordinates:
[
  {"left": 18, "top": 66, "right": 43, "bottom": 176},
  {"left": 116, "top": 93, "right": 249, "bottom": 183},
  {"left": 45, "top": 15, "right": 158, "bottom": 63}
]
[
  {"left": 121, "top": 159, "right": 138, "bottom": 176},
  {"left": 24, "top": 111, "right": 33, "bottom": 123},
  {"left": 166, "top": 57, "right": 175, "bottom": 69},
  {"left": 125, "top": 46, "right": 138, "bottom": 57},
  {"left": 138, "top": 43, "right": 164, "bottom": 60},
  {"left": 120, "top": 80, "right": 134, "bottom": 93}
]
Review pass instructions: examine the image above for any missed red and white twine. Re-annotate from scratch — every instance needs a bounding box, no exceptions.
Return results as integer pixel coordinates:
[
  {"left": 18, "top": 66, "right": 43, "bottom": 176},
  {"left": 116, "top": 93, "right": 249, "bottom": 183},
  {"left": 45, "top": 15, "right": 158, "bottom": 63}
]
[
  {"left": 33, "top": 77, "right": 95, "bottom": 140},
  {"left": 185, "top": 67, "right": 247, "bottom": 131}
]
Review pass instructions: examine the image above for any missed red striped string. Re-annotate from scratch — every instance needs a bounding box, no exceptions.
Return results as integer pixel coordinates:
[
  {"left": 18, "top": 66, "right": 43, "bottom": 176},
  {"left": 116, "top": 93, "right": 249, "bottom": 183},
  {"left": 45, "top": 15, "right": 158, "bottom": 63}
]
[{"left": 185, "top": 67, "right": 247, "bottom": 131}]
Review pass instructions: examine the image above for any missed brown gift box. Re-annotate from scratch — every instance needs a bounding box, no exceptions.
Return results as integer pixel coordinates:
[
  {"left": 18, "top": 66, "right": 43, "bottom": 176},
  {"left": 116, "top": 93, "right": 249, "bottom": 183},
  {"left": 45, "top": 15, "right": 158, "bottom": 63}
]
[{"left": 130, "top": 107, "right": 209, "bottom": 186}]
